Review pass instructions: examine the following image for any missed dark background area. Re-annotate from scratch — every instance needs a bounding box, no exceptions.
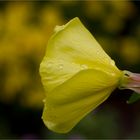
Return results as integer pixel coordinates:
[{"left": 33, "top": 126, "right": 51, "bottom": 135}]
[{"left": 0, "top": 1, "right": 140, "bottom": 139}]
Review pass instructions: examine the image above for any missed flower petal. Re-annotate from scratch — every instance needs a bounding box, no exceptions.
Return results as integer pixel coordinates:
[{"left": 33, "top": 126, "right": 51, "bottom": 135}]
[
  {"left": 42, "top": 69, "right": 120, "bottom": 133},
  {"left": 39, "top": 17, "right": 119, "bottom": 92}
]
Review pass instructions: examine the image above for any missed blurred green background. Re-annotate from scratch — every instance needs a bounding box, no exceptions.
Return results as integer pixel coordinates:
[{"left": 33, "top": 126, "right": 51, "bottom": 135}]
[{"left": 0, "top": 1, "right": 140, "bottom": 139}]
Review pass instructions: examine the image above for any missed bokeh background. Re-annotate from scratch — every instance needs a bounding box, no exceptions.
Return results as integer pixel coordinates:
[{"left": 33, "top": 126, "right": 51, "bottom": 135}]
[{"left": 0, "top": 1, "right": 140, "bottom": 139}]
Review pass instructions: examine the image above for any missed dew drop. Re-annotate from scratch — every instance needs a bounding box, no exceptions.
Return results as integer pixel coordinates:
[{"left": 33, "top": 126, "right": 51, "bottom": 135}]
[
  {"left": 96, "top": 50, "right": 100, "bottom": 55},
  {"left": 81, "top": 64, "right": 88, "bottom": 70},
  {"left": 47, "top": 61, "right": 53, "bottom": 68},
  {"left": 58, "top": 64, "right": 63, "bottom": 70},
  {"left": 110, "top": 60, "right": 115, "bottom": 66},
  {"left": 54, "top": 25, "right": 65, "bottom": 32},
  {"left": 43, "top": 99, "right": 46, "bottom": 103}
]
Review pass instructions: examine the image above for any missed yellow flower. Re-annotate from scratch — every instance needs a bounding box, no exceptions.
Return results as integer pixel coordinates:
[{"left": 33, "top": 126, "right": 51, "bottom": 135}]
[{"left": 39, "top": 17, "right": 129, "bottom": 133}]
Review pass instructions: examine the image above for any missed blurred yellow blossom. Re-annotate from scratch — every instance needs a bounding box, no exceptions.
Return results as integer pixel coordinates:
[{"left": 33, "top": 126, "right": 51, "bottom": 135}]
[
  {"left": 120, "top": 37, "right": 140, "bottom": 64},
  {"left": 0, "top": 2, "right": 64, "bottom": 108}
]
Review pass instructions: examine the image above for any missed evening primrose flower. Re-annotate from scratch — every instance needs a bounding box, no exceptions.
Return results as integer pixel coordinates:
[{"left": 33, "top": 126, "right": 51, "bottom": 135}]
[{"left": 39, "top": 17, "right": 140, "bottom": 133}]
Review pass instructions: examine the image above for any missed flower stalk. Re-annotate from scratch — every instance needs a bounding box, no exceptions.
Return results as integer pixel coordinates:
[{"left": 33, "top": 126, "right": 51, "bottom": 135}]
[{"left": 119, "top": 70, "right": 140, "bottom": 94}]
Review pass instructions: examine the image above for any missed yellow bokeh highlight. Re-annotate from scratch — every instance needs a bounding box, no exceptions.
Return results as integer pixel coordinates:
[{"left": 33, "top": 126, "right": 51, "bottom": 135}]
[{"left": 0, "top": 2, "right": 64, "bottom": 108}]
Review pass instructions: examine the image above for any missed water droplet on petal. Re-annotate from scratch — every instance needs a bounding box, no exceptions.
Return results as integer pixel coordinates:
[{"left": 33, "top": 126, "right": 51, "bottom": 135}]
[
  {"left": 54, "top": 25, "right": 65, "bottom": 32},
  {"left": 47, "top": 61, "right": 53, "bottom": 68},
  {"left": 110, "top": 60, "right": 115, "bottom": 66},
  {"left": 81, "top": 64, "right": 88, "bottom": 70},
  {"left": 43, "top": 99, "right": 46, "bottom": 103},
  {"left": 96, "top": 50, "right": 100, "bottom": 55},
  {"left": 58, "top": 64, "right": 63, "bottom": 70}
]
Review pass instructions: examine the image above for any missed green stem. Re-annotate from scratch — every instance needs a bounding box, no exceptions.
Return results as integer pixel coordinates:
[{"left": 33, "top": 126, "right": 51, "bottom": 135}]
[{"left": 119, "top": 70, "right": 140, "bottom": 94}]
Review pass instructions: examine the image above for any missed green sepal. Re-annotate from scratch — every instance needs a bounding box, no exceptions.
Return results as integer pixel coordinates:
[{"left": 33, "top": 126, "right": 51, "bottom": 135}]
[{"left": 127, "top": 92, "right": 140, "bottom": 104}]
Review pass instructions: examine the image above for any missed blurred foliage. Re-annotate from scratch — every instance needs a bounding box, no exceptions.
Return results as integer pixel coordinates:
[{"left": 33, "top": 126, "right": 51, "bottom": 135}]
[
  {"left": 127, "top": 92, "right": 140, "bottom": 104},
  {"left": 0, "top": 0, "right": 140, "bottom": 139}
]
